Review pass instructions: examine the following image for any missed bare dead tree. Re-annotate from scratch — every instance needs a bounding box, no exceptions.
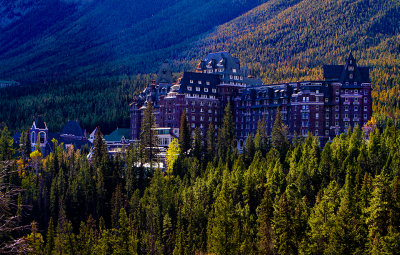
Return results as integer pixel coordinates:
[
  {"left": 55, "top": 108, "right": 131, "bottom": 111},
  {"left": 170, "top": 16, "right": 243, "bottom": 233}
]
[{"left": 0, "top": 161, "right": 32, "bottom": 254}]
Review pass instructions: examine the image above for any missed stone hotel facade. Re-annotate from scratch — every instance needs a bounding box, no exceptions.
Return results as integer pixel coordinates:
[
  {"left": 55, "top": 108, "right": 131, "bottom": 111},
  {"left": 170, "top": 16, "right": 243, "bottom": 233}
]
[{"left": 130, "top": 52, "right": 372, "bottom": 149}]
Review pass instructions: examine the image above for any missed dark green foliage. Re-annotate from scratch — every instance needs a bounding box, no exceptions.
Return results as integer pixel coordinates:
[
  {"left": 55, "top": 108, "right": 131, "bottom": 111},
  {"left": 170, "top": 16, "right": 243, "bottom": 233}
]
[
  {"left": 179, "top": 109, "right": 191, "bottom": 155},
  {"left": 3, "top": 118, "right": 400, "bottom": 254},
  {"left": 139, "top": 101, "right": 159, "bottom": 166}
]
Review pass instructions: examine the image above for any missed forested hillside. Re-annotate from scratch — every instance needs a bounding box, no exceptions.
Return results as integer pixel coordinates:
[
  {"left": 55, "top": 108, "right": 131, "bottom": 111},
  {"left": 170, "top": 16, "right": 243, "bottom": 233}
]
[
  {"left": 0, "top": 0, "right": 265, "bottom": 82},
  {"left": 1, "top": 107, "right": 400, "bottom": 254},
  {"left": 1, "top": 0, "right": 400, "bottom": 133}
]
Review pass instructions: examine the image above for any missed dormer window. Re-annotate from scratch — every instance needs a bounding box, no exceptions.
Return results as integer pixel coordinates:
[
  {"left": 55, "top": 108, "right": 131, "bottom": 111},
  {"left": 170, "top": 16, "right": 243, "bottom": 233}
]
[
  {"left": 348, "top": 66, "right": 354, "bottom": 71},
  {"left": 198, "top": 80, "right": 202, "bottom": 84},
  {"left": 190, "top": 80, "right": 193, "bottom": 84},
  {"left": 233, "top": 69, "right": 237, "bottom": 73},
  {"left": 196, "top": 87, "right": 200, "bottom": 92},
  {"left": 206, "top": 81, "right": 210, "bottom": 85}
]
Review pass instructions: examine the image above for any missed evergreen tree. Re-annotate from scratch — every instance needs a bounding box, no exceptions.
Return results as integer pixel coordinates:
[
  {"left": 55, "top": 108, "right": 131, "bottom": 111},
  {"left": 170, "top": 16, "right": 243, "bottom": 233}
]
[
  {"left": 257, "top": 189, "right": 275, "bottom": 254},
  {"left": 0, "top": 126, "right": 13, "bottom": 161},
  {"left": 45, "top": 217, "right": 55, "bottom": 255},
  {"left": 192, "top": 127, "right": 203, "bottom": 161},
  {"left": 271, "top": 108, "right": 288, "bottom": 157},
  {"left": 140, "top": 101, "right": 159, "bottom": 167},
  {"left": 206, "top": 123, "right": 216, "bottom": 160},
  {"left": 218, "top": 102, "right": 236, "bottom": 161},
  {"left": 254, "top": 116, "right": 268, "bottom": 154},
  {"left": 244, "top": 133, "right": 255, "bottom": 165},
  {"left": 179, "top": 109, "right": 191, "bottom": 155},
  {"left": 93, "top": 127, "right": 108, "bottom": 169},
  {"left": 208, "top": 171, "right": 238, "bottom": 254}
]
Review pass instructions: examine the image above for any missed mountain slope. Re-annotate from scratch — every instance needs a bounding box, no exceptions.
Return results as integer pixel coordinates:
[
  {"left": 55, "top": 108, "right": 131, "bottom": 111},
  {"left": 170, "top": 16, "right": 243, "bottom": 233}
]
[
  {"left": 1, "top": 0, "right": 400, "bottom": 133},
  {"left": 0, "top": 0, "right": 265, "bottom": 82},
  {"left": 181, "top": 0, "right": 400, "bottom": 116}
]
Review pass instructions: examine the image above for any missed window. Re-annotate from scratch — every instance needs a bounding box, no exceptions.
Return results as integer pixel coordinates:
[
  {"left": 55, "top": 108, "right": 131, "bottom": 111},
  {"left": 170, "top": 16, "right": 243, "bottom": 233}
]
[
  {"left": 364, "top": 114, "right": 367, "bottom": 119},
  {"left": 335, "top": 106, "right": 339, "bottom": 111},
  {"left": 191, "top": 116, "right": 195, "bottom": 121},
  {"left": 325, "top": 130, "right": 329, "bottom": 136},
  {"left": 364, "top": 106, "right": 367, "bottom": 111},
  {"left": 325, "top": 113, "right": 329, "bottom": 119},
  {"left": 31, "top": 132, "right": 35, "bottom": 144},
  {"left": 335, "top": 114, "right": 339, "bottom": 119},
  {"left": 206, "top": 81, "right": 210, "bottom": 85},
  {"left": 204, "top": 88, "right": 208, "bottom": 92},
  {"left": 233, "top": 69, "right": 237, "bottom": 73},
  {"left": 345, "top": 97, "right": 348, "bottom": 102},
  {"left": 316, "top": 113, "right": 319, "bottom": 119},
  {"left": 349, "top": 74, "right": 353, "bottom": 79},
  {"left": 198, "top": 80, "right": 202, "bottom": 84},
  {"left": 196, "top": 87, "right": 200, "bottom": 92},
  {"left": 345, "top": 106, "right": 349, "bottom": 111},
  {"left": 336, "top": 97, "right": 339, "bottom": 102},
  {"left": 364, "top": 97, "right": 367, "bottom": 103},
  {"left": 190, "top": 80, "right": 193, "bottom": 84},
  {"left": 325, "top": 98, "right": 328, "bottom": 103},
  {"left": 315, "top": 130, "right": 319, "bottom": 136},
  {"left": 316, "top": 122, "right": 319, "bottom": 127},
  {"left": 345, "top": 89, "right": 348, "bottom": 94},
  {"left": 326, "top": 122, "right": 329, "bottom": 127},
  {"left": 316, "top": 97, "right": 319, "bottom": 102},
  {"left": 354, "top": 106, "right": 358, "bottom": 111},
  {"left": 306, "top": 97, "right": 309, "bottom": 102},
  {"left": 345, "top": 114, "right": 348, "bottom": 118},
  {"left": 354, "top": 114, "right": 358, "bottom": 118},
  {"left": 335, "top": 90, "right": 339, "bottom": 95},
  {"left": 40, "top": 132, "right": 45, "bottom": 144},
  {"left": 187, "top": 86, "right": 192, "bottom": 91},
  {"left": 364, "top": 90, "right": 368, "bottom": 95},
  {"left": 191, "top": 123, "right": 195, "bottom": 128},
  {"left": 316, "top": 90, "right": 319, "bottom": 94},
  {"left": 355, "top": 89, "right": 358, "bottom": 94}
]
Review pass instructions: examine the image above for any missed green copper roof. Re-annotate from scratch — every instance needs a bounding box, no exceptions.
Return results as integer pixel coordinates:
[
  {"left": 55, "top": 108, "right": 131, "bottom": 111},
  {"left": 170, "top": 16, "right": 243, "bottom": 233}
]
[{"left": 104, "top": 128, "right": 130, "bottom": 142}]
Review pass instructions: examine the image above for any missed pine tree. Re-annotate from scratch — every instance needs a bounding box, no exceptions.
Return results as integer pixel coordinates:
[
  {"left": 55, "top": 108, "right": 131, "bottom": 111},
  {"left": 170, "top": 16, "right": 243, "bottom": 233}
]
[
  {"left": 45, "top": 217, "right": 55, "bottom": 255},
  {"left": 140, "top": 101, "right": 159, "bottom": 167},
  {"left": 208, "top": 171, "right": 238, "bottom": 254},
  {"left": 244, "top": 133, "right": 255, "bottom": 165},
  {"left": 271, "top": 108, "right": 288, "bottom": 157},
  {"left": 273, "top": 192, "right": 296, "bottom": 254},
  {"left": 257, "top": 189, "right": 275, "bottom": 254},
  {"left": 254, "top": 116, "right": 268, "bottom": 154},
  {"left": 218, "top": 102, "right": 236, "bottom": 161},
  {"left": 206, "top": 123, "right": 216, "bottom": 161},
  {"left": 93, "top": 127, "right": 108, "bottom": 168},
  {"left": 0, "top": 126, "right": 13, "bottom": 161},
  {"left": 179, "top": 109, "right": 191, "bottom": 155},
  {"left": 192, "top": 127, "right": 203, "bottom": 161}
]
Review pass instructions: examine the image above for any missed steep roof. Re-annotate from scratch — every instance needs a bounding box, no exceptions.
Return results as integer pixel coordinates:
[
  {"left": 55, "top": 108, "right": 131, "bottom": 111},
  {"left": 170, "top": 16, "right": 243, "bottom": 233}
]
[
  {"left": 323, "top": 53, "right": 370, "bottom": 83},
  {"left": 34, "top": 116, "right": 47, "bottom": 129},
  {"left": 61, "top": 120, "right": 84, "bottom": 137},
  {"left": 104, "top": 128, "right": 130, "bottom": 142}
]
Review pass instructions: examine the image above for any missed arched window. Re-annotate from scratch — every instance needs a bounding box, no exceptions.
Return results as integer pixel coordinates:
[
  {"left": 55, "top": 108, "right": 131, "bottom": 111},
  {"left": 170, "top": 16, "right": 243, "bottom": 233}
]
[
  {"left": 31, "top": 132, "right": 35, "bottom": 144},
  {"left": 39, "top": 132, "right": 46, "bottom": 144}
]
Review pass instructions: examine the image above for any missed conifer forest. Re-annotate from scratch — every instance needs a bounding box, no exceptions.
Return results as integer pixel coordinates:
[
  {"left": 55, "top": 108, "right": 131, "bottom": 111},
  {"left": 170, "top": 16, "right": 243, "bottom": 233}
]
[{"left": 2, "top": 105, "right": 400, "bottom": 254}]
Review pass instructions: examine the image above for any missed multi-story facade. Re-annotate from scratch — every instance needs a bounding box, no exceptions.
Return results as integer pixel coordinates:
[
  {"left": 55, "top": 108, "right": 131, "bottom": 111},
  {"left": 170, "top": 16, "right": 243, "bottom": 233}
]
[{"left": 130, "top": 52, "right": 372, "bottom": 149}]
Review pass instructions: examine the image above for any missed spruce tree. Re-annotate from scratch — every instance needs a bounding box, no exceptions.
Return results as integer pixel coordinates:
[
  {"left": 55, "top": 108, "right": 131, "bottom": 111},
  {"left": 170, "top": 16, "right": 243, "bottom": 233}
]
[
  {"left": 192, "top": 127, "right": 203, "bottom": 161},
  {"left": 139, "top": 101, "right": 159, "bottom": 167},
  {"left": 257, "top": 189, "right": 275, "bottom": 254},
  {"left": 218, "top": 102, "right": 236, "bottom": 161},
  {"left": 179, "top": 109, "right": 191, "bottom": 155},
  {"left": 271, "top": 108, "right": 288, "bottom": 157},
  {"left": 206, "top": 123, "right": 216, "bottom": 161}
]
